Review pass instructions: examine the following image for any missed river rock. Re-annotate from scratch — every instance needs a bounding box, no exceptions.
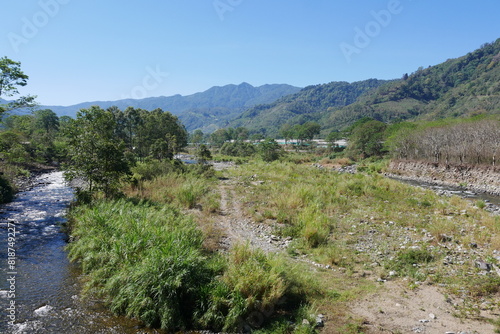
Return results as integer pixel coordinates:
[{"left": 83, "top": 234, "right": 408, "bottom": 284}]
[
  {"left": 34, "top": 305, "right": 54, "bottom": 317},
  {"left": 475, "top": 260, "right": 492, "bottom": 271}
]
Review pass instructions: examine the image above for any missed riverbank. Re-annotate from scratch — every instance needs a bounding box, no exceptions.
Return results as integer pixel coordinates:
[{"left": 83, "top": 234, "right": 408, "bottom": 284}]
[
  {"left": 387, "top": 160, "right": 500, "bottom": 196},
  {"left": 13, "top": 164, "right": 58, "bottom": 192}
]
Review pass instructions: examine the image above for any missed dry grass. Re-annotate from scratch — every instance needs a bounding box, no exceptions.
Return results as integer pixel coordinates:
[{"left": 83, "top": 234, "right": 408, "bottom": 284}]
[{"left": 220, "top": 160, "right": 500, "bottom": 330}]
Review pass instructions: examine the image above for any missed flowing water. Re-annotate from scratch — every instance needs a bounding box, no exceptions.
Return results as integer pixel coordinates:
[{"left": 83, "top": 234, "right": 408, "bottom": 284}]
[
  {"left": 391, "top": 177, "right": 500, "bottom": 208},
  {"left": 0, "top": 171, "right": 161, "bottom": 334}
]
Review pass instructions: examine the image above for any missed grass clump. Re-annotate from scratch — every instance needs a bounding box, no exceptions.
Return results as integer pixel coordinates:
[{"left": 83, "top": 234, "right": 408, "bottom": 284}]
[
  {"left": 386, "top": 248, "right": 436, "bottom": 280},
  {"left": 67, "top": 198, "right": 316, "bottom": 332},
  {"left": 67, "top": 199, "right": 215, "bottom": 330},
  {"left": 200, "top": 244, "right": 317, "bottom": 332}
]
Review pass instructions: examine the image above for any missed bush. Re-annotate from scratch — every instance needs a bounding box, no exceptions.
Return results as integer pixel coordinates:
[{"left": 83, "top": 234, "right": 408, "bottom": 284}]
[
  {"left": 131, "top": 159, "right": 184, "bottom": 181},
  {"left": 220, "top": 141, "right": 256, "bottom": 157},
  {"left": 0, "top": 175, "right": 14, "bottom": 204}
]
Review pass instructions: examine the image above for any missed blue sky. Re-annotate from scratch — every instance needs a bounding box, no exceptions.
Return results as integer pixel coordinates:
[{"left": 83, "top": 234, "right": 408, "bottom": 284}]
[{"left": 2, "top": 0, "right": 499, "bottom": 106}]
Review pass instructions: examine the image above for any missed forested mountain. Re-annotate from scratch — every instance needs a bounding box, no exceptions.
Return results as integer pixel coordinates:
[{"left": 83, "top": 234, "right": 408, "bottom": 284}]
[
  {"left": 227, "top": 38, "right": 500, "bottom": 136},
  {"left": 228, "top": 79, "right": 389, "bottom": 136},
  {"left": 43, "top": 83, "right": 301, "bottom": 132},
  {"left": 319, "top": 38, "right": 500, "bottom": 133}
]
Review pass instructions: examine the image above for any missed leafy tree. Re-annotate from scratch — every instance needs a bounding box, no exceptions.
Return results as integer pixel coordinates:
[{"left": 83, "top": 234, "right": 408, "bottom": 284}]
[
  {"left": 64, "top": 106, "right": 131, "bottom": 198},
  {"left": 235, "top": 127, "right": 249, "bottom": 141},
  {"left": 258, "top": 138, "right": 282, "bottom": 162},
  {"left": 347, "top": 120, "right": 387, "bottom": 158},
  {"left": 301, "top": 121, "right": 321, "bottom": 141},
  {"left": 0, "top": 56, "right": 37, "bottom": 113},
  {"left": 33, "top": 109, "right": 59, "bottom": 135},
  {"left": 210, "top": 128, "right": 229, "bottom": 147},
  {"left": 133, "top": 108, "right": 187, "bottom": 159},
  {"left": 196, "top": 144, "right": 212, "bottom": 163},
  {"left": 279, "top": 124, "right": 294, "bottom": 144},
  {"left": 191, "top": 129, "right": 204, "bottom": 146}
]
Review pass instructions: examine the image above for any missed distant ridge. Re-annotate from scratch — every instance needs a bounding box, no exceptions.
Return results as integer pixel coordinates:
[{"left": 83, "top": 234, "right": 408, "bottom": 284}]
[{"left": 42, "top": 82, "right": 301, "bottom": 132}]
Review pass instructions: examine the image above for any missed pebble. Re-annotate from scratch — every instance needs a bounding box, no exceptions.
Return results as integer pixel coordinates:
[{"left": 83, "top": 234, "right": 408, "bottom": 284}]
[{"left": 429, "top": 313, "right": 436, "bottom": 319}]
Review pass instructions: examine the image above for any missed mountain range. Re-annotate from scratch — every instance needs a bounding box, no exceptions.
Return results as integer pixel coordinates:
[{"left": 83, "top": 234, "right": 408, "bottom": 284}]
[
  {"left": 229, "top": 38, "right": 500, "bottom": 136},
  {"left": 4, "top": 38, "right": 499, "bottom": 135},
  {"left": 38, "top": 83, "right": 301, "bottom": 132}
]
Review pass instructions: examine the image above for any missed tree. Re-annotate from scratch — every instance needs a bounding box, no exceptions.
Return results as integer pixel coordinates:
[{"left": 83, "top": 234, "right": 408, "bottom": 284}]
[
  {"left": 279, "top": 124, "right": 294, "bottom": 145},
  {"left": 196, "top": 144, "right": 212, "bottom": 163},
  {"left": 135, "top": 108, "right": 187, "bottom": 159},
  {"left": 33, "top": 109, "right": 59, "bottom": 135},
  {"left": 210, "top": 128, "right": 229, "bottom": 147},
  {"left": 347, "top": 120, "right": 387, "bottom": 158},
  {"left": 64, "top": 106, "right": 131, "bottom": 198},
  {"left": 0, "top": 57, "right": 37, "bottom": 114},
  {"left": 301, "top": 122, "right": 321, "bottom": 141},
  {"left": 258, "top": 138, "right": 282, "bottom": 162},
  {"left": 191, "top": 130, "right": 204, "bottom": 146}
]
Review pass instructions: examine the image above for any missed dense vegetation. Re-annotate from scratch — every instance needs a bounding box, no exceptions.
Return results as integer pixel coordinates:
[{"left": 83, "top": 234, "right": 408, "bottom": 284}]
[
  {"left": 67, "top": 163, "right": 318, "bottom": 333},
  {"left": 64, "top": 105, "right": 188, "bottom": 198},
  {"left": 321, "top": 38, "right": 500, "bottom": 132},
  {"left": 0, "top": 57, "right": 55, "bottom": 202},
  {"left": 229, "top": 79, "right": 388, "bottom": 137}
]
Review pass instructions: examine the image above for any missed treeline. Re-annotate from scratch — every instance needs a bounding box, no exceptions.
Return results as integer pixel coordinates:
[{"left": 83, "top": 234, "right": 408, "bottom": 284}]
[
  {"left": 1, "top": 109, "right": 64, "bottom": 165},
  {"left": 0, "top": 105, "right": 188, "bottom": 201},
  {"left": 393, "top": 118, "right": 500, "bottom": 166},
  {"left": 64, "top": 106, "right": 187, "bottom": 197}
]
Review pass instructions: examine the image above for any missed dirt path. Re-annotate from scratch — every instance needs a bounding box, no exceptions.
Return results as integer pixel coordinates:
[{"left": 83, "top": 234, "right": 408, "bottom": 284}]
[{"left": 214, "top": 178, "right": 282, "bottom": 253}]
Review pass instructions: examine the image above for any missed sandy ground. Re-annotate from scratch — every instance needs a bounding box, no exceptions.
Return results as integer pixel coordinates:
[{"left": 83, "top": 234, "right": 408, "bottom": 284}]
[{"left": 351, "top": 280, "right": 496, "bottom": 334}]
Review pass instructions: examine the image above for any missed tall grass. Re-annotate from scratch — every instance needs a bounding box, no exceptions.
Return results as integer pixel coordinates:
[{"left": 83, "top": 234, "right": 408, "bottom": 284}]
[
  {"left": 67, "top": 199, "right": 215, "bottom": 330},
  {"left": 200, "top": 244, "right": 319, "bottom": 332},
  {"left": 68, "top": 196, "right": 315, "bottom": 332},
  {"left": 226, "top": 161, "right": 499, "bottom": 283}
]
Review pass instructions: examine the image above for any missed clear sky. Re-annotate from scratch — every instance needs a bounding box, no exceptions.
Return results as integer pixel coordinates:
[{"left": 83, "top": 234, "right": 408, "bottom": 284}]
[{"left": 2, "top": 0, "right": 499, "bottom": 106}]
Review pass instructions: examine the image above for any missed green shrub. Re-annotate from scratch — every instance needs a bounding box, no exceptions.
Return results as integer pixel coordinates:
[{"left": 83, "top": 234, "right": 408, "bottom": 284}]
[
  {"left": 0, "top": 175, "right": 14, "bottom": 204},
  {"left": 131, "top": 159, "right": 184, "bottom": 181},
  {"left": 220, "top": 141, "right": 256, "bottom": 157}
]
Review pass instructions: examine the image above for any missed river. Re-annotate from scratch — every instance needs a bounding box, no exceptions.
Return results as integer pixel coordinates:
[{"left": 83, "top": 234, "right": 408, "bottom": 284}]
[
  {"left": 390, "top": 176, "right": 500, "bottom": 209},
  {"left": 0, "top": 171, "right": 162, "bottom": 334}
]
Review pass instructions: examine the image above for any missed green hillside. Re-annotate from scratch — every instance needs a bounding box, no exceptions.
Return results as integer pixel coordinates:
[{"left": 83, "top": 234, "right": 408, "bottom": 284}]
[
  {"left": 321, "top": 38, "right": 500, "bottom": 132},
  {"left": 229, "top": 79, "right": 389, "bottom": 136},
  {"left": 42, "top": 83, "right": 301, "bottom": 132},
  {"left": 228, "top": 38, "right": 500, "bottom": 136}
]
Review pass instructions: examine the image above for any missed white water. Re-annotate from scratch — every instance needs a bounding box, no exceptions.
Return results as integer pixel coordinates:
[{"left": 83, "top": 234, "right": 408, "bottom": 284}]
[{"left": 0, "top": 172, "right": 155, "bottom": 333}]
